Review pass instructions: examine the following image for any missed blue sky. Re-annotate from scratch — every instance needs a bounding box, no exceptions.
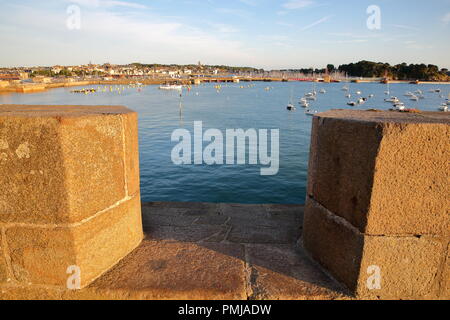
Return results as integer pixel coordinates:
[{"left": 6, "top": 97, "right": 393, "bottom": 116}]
[{"left": 0, "top": 0, "right": 449, "bottom": 69}]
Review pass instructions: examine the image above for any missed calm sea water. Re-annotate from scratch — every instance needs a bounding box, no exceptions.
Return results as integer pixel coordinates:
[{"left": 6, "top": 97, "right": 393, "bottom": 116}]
[{"left": 1, "top": 82, "right": 448, "bottom": 204}]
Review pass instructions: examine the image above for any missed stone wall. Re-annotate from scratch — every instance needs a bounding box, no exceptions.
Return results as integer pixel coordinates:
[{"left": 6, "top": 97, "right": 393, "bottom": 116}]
[
  {"left": 0, "top": 105, "right": 143, "bottom": 289},
  {"left": 303, "top": 110, "right": 449, "bottom": 299},
  {"left": 1, "top": 105, "right": 448, "bottom": 300}
]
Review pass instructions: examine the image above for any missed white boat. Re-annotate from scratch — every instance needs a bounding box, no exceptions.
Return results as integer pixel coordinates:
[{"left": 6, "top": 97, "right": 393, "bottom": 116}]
[
  {"left": 385, "top": 96, "right": 400, "bottom": 103},
  {"left": 319, "top": 89, "right": 326, "bottom": 94},
  {"left": 159, "top": 84, "right": 183, "bottom": 91},
  {"left": 345, "top": 94, "right": 351, "bottom": 98},
  {"left": 438, "top": 104, "right": 448, "bottom": 112},
  {"left": 357, "top": 97, "right": 367, "bottom": 105},
  {"left": 304, "top": 93, "right": 317, "bottom": 101},
  {"left": 368, "top": 94, "right": 374, "bottom": 98},
  {"left": 410, "top": 95, "right": 419, "bottom": 101},
  {"left": 347, "top": 101, "right": 357, "bottom": 106},
  {"left": 342, "top": 85, "right": 349, "bottom": 91},
  {"left": 299, "top": 99, "right": 309, "bottom": 108},
  {"left": 305, "top": 109, "right": 318, "bottom": 116},
  {"left": 414, "top": 90, "right": 423, "bottom": 95},
  {"left": 404, "top": 91, "right": 414, "bottom": 97},
  {"left": 355, "top": 91, "right": 362, "bottom": 95}
]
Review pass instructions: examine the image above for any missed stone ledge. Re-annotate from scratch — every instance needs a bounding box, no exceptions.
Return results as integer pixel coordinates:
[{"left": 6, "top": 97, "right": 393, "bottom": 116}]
[
  {"left": 0, "top": 105, "right": 143, "bottom": 289},
  {"left": 3, "top": 195, "right": 143, "bottom": 288},
  {"left": 303, "top": 197, "right": 449, "bottom": 299},
  {"left": 0, "top": 202, "right": 349, "bottom": 300},
  {"left": 0, "top": 105, "right": 140, "bottom": 225},
  {"left": 308, "top": 110, "right": 450, "bottom": 236}
]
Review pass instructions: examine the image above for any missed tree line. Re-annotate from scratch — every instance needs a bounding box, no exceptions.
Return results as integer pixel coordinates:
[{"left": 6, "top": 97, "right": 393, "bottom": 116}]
[{"left": 335, "top": 60, "right": 449, "bottom": 81}]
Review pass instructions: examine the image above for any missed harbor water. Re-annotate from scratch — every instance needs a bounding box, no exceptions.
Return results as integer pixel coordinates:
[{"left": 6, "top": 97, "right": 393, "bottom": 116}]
[{"left": 1, "top": 82, "right": 448, "bottom": 204}]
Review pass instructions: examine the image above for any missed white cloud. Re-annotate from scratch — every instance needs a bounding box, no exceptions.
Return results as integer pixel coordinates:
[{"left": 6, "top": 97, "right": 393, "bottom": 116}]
[
  {"left": 0, "top": 3, "right": 256, "bottom": 66},
  {"left": 282, "top": 0, "right": 314, "bottom": 10}
]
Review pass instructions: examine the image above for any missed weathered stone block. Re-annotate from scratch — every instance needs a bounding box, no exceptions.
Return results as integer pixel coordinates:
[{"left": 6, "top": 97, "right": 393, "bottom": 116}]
[
  {"left": 245, "top": 244, "right": 344, "bottom": 300},
  {"left": 303, "top": 198, "right": 364, "bottom": 290},
  {"left": 123, "top": 111, "right": 140, "bottom": 196},
  {"left": 441, "top": 245, "right": 450, "bottom": 299},
  {"left": 303, "top": 198, "right": 447, "bottom": 299},
  {"left": 0, "top": 105, "right": 139, "bottom": 224},
  {"left": 0, "top": 232, "right": 8, "bottom": 283},
  {"left": 85, "top": 241, "right": 247, "bottom": 300},
  {"left": 307, "top": 111, "right": 450, "bottom": 236},
  {"left": 6, "top": 195, "right": 143, "bottom": 288}
]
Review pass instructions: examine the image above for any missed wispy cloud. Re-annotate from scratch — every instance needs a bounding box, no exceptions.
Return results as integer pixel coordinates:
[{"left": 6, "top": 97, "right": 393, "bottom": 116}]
[
  {"left": 276, "top": 21, "right": 294, "bottom": 27},
  {"left": 0, "top": 3, "right": 253, "bottom": 66},
  {"left": 69, "top": 0, "right": 147, "bottom": 9},
  {"left": 300, "top": 15, "right": 332, "bottom": 31},
  {"left": 282, "top": 0, "right": 314, "bottom": 10},
  {"left": 215, "top": 7, "right": 251, "bottom": 19},
  {"left": 442, "top": 12, "right": 450, "bottom": 25},
  {"left": 388, "top": 24, "right": 419, "bottom": 31},
  {"left": 403, "top": 40, "right": 433, "bottom": 50},
  {"left": 239, "top": 0, "right": 257, "bottom": 6},
  {"left": 328, "top": 32, "right": 383, "bottom": 39},
  {"left": 209, "top": 23, "right": 239, "bottom": 33},
  {"left": 321, "top": 39, "right": 369, "bottom": 44}
]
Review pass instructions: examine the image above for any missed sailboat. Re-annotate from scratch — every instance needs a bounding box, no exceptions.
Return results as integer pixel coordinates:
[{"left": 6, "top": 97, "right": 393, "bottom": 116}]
[
  {"left": 287, "top": 88, "right": 296, "bottom": 111},
  {"left": 305, "top": 83, "right": 318, "bottom": 101},
  {"left": 305, "top": 109, "right": 318, "bottom": 116},
  {"left": 385, "top": 82, "right": 390, "bottom": 95},
  {"left": 299, "top": 98, "right": 309, "bottom": 108}
]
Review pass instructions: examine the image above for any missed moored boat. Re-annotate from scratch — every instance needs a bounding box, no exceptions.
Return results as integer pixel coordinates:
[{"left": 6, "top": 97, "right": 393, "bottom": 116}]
[{"left": 159, "top": 84, "right": 183, "bottom": 91}]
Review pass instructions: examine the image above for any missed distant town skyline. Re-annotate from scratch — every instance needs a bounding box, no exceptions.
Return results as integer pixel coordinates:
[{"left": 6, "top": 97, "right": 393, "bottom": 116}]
[{"left": 0, "top": 0, "right": 449, "bottom": 69}]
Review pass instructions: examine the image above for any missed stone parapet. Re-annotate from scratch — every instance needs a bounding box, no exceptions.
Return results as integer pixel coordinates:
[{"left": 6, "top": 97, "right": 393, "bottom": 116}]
[
  {"left": 303, "top": 110, "right": 450, "bottom": 299},
  {"left": 0, "top": 105, "right": 143, "bottom": 289}
]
